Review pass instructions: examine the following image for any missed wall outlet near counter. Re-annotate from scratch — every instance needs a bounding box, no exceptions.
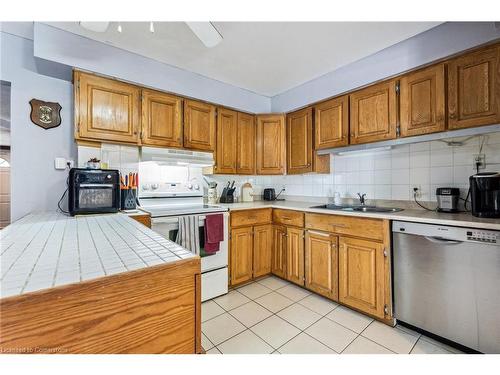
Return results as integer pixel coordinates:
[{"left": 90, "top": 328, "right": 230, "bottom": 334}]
[
  {"left": 412, "top": 185, "right": 422, "bottom": 198},
  {"left": 473, "top": 154, "right": 486, "bottom": 170},
  {"left": 54, "top": 157, "right": 74, "bottom": 170}
]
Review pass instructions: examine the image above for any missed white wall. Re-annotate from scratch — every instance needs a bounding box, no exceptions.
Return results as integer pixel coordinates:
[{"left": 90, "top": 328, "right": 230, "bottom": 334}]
[
  {"left": 207, "top": 132, "right": 500, "bottom": 204},
  {"left": 271, "top": 22, "right": 500, "bottom": 112},
  {"left": 1, "top": 32, "right": 76, "bottom": 221},
  {"left": 32, "top": 23, "right": 271, "bottom": 114}
]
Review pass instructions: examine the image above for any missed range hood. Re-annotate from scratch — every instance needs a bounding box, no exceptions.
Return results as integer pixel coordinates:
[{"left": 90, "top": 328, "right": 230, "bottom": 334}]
[{"left": 140, "top": 147, "right": 214, "bottom": 167}]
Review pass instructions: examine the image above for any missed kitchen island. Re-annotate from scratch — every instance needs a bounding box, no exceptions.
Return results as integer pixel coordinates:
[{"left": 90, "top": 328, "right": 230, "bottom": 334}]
[{"left": 0, "top": 212, "right": 201, "bottom": 354}]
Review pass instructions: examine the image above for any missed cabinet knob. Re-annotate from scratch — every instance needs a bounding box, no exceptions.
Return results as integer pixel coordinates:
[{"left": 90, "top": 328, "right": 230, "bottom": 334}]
[{"left": 449, "top": 113, "right": 456, "bottom": 119}]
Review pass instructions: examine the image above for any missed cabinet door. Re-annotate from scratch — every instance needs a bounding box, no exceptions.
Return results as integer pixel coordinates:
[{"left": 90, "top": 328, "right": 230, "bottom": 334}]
[
  {"left": 230, "top": 227, "right": 254, "bottom": 285},
  {"left": 256, "top": 114, "right": 286, "bottom": 175},
  {"left": 183, "top": 99, "right": 216, "bottom": 151},
  {"left": 314, "top": 96, "right": 349, "bottom": 149},
  {"left": 75, "top": 71, "right": 140, "bottom": 144},
  {"left": 215, "top": 108, "right": 237, "bottom": 174},
  {"left": 349, "top": 80, "right": 397, "bottom": 145},
  {"left": 400, "top": 64, "right": 446, "bottom": 137},
  {"left": 287, "top": 107, "right": 313, "bottom": 174},
  {"left": 253, "top": 224, "right": 273, "bottom": 278},
  {"left": 286, "top": 227, "right": 305, "bottom": 286},
  {"left": 141, "top": 89, "right": 182, "bottom": 147},
  {"left": 305, "top": 231, "right": 338, "bottom": 301},
  {"left": 272, "top": 225, "right": 287, "bottom": 279},
  {"left": 237, "top": 112, "right": 256, "bottom": 175},
  {"left": 338, "top": 237, "right": 385, "bottom": 319},
  {"left": 448, "top": 45, "right": 500, "bottom": 130}
]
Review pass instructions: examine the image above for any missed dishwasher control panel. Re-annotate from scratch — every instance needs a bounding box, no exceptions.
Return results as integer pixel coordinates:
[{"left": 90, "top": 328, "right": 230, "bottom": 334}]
[{"left": 467, "top": 230, "right": 498, "bottom": 243}]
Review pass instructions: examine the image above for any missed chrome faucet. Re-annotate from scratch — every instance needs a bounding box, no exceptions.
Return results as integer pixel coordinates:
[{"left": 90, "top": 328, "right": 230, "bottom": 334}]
[{"left": 357, "top": 193, "right": 367, "bottom": 205}]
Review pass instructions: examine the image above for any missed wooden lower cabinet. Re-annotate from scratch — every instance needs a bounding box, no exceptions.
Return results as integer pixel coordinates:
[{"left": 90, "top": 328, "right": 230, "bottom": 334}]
[
  {"left": 230, "top": 224, "right": 272, "bottom": 285},
  {"left": 0, "top": 258, "right": 202, "bottom": 353},
  {"left": 286, "top": 227, "right": 305, "bottom": 286},
  {"left": 253, "top": 225, "right": 273, "bottom": 278},
  {"left": 338, "top": 236, "right": 386, "bottom": 319},
  {"left": 305, "top": 230, "right": 338, "bottom": 301},
  {"left": 272, "top": 225, "right": 287, "bottom": 279},
  {"left": 230, "top": 227, "right": 254, "bottom": 285}
]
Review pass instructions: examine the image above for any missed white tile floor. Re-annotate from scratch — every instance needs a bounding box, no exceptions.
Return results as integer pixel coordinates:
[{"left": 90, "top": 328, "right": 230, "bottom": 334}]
[{"left": 202, "top": 276, "right": 463, "bottom": 354}]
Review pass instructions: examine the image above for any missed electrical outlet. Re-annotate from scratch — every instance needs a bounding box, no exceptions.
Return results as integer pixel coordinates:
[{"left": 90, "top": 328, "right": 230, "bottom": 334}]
[
  {"left": 412, "top": 185, "right": 422, "bottom": 198},
  {"left": 473, "top": 154, "right": 486, "bottom": 170}
]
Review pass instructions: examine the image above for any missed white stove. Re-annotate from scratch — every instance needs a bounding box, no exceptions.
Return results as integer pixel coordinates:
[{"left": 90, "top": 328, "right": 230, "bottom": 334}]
[{"left": 138, "top": 182, "right": 228, "bottom": 302}]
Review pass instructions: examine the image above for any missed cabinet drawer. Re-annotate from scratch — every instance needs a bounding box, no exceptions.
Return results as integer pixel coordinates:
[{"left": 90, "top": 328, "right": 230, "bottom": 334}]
[
  {"left": 273, "top": 209, "right": 304, "bottom": 227},
  {"left": 305, "top": 213, "right": 383, "bottom": 241},
  {"left": 231, "top": 209, "right": 272, "bottom": 227}
]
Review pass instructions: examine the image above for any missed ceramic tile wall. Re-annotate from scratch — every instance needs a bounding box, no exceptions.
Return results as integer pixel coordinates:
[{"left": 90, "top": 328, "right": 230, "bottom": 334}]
[
  {"left": 208, "top": 132, "right": 500, "bottom": 203},
  {"left": 77, "top": 144, "right": 139, "bottom": 178}
]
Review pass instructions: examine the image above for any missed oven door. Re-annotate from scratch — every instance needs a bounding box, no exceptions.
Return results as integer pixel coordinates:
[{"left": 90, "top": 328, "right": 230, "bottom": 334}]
[
  {"left": 76, "top": 183, "right": 119, "bottom": 212},
  {"left": 151, "top": 212, "right": 229, "bottom": 273}
]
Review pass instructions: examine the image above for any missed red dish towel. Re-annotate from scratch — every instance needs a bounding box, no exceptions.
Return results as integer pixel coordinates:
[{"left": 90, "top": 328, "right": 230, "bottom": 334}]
[{"left": 204, "top": 213, "right": 224, "bottom": 254}]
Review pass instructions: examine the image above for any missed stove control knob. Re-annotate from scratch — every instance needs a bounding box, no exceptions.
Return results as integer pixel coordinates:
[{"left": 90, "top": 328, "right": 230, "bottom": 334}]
[
  {"left": 187, "top": 183, "right": 193, "bottom": 189},
  {"left": 142, "top": 184, "right": 150, "bottom": 190},
  {"left": 151, "top": 183, "right": 159, "bottom": 190},
  {"left": 194, "top": 184, "right": 200, "bottom": 190}
]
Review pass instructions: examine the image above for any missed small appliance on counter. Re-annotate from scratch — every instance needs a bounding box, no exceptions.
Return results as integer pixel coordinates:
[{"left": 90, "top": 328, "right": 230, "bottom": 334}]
[
  {"left": 241, "top": 182, "right": 254, "bottom": 202},
  {"left": 219, "top": 181, "right": 236, "bottom": 203},
  {"left": 68, "top": 168, "right": 121, "bottom": 216},
  {"left": 436, "top": 187, "right": 460, "bottom": 213},
  {"left": 470, "top": 172, "right": 500, "bottom": 218},
  {"left": 263, "top": 187, "right": 285, "bottom": 201}
]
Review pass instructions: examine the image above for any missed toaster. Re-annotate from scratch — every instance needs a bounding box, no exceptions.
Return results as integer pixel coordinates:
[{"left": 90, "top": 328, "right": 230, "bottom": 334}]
[{"left": 263, "top": 188, "right": 276, "bottom": 201}]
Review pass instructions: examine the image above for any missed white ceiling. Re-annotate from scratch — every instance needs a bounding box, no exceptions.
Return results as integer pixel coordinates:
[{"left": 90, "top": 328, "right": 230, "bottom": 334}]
[{"left": 44, "top": 22, "right": 440, "bottom": 96}]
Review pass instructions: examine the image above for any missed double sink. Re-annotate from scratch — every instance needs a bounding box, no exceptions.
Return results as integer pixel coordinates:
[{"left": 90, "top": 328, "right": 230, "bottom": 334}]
[{"left": 311, "top": 204, "right": 404, "bottom": 213}]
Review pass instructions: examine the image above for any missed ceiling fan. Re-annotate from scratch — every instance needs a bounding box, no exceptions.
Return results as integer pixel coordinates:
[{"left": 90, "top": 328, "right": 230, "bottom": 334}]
[{"left": 78, "top": 21, "right": 223, "bottom": 48}]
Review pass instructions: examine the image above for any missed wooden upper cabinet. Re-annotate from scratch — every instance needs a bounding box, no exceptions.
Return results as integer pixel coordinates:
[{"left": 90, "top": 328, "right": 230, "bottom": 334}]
[
  {"left": 349, "top": 80, "right": 398, "bottom": 145},
  {"left": 183, "top": 99, "right": 216, "bottom": 151},
  {"left": 400, "top": 64, "right": 446, "bottom": 137},
  {"left": 314, "top": 96, "right": 349, "bottom": 149},
  {"left": 256, "top": 114, "right": 286, "bottom": 175},
  {"left": 230, "top": 227, "right": 254, "bottom": 285},
  {"left": 75, "top": 71, "right": 140, "bottom": 144},
  {"left": 338, "top": 236, "right": 385, "bottom": 319},
  {"left": 215, "top": 108, "right": 238, "bottom": 174},
  {"left": 253, "top": 224, "right": 273, "bottom": 278},
  {"left": 286, "top": 227, "right": 305, "bottom": 286},
  {"left": 305, "top": 231, "right": 338, "bottom": 301},
  {"left": 236, "top": 112, "right": 256, "bottom": 174},
  {"left": 141, "top": 89, "right": 182, "bottom": 147},
  {"left": 287, "top": 107, "right": 313, "bottom": 175},
  {"left": 448, "top": 45, "right": 500, "bottom": 130},
  {"left": 272, "top": 225, "right": 287, "bottom": 279}
]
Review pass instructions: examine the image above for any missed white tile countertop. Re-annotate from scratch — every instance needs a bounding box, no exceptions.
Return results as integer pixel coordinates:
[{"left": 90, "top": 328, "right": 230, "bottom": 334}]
[
  {"left": 0, "top": 212, "right": 196, "bottom": 299},
  {"left": 218, "top": 200, "right": 500, "bottom": 230}
]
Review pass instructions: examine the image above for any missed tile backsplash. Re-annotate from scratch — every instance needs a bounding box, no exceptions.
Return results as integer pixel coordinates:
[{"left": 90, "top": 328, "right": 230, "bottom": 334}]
[
  {"left": 208, "top": 132, "right": 500, "bottom": 203},
  {"left": 77, "top": 144, "right": 139, "bottom": 178}
]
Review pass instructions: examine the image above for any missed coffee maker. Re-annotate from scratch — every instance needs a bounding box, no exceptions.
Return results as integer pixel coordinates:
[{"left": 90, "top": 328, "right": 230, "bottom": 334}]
[{"left": 470, "top": 172, "right": 500, "bottom": 218}]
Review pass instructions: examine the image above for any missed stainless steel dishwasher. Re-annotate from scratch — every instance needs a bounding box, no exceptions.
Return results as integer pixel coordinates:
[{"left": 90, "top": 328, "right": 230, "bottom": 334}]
[{"left": 392, "top": 221, "right": 500, "bottom": 353}]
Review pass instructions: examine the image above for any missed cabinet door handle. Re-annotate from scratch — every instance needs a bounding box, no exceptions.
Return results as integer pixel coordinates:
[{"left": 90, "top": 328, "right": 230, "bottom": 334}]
[
  {"left": 282, "top": 217, "right": 292, "bottom": 221},
  {"left": 330, "top": 223, "right": 347, "bottom": 228},
  {"left": 449, "top": 113, "right": 456, "bottom": 119}
]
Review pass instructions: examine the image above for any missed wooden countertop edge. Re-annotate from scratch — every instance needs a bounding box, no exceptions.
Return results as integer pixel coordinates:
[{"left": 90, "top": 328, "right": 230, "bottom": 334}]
[{"left": 0, "top": 256, "right": 200, "bottom": 303}]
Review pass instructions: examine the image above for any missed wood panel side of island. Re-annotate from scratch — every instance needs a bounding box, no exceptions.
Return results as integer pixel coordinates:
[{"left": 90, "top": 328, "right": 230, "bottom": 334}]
[{"left": 0, "top": 258, "right": 201, "bottom": 354}]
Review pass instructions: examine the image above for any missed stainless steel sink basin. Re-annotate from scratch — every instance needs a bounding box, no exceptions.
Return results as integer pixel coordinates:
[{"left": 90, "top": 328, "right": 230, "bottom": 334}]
[{"left": 311, "top": 204, "right": 404, "bottom": 213}]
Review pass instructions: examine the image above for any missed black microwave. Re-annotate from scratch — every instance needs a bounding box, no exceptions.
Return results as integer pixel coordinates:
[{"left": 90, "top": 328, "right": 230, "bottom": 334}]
[{"left": 68, "top": 168, "right": 121, "bottom": 216}]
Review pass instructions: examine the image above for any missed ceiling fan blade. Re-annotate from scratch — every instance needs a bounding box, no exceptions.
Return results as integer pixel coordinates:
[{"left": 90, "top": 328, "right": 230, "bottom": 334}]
[
  {"left": 79, "top": 22, "right": 110, "bottom": 33},
  {"left": 185, "top": 22, "right": 223, "bottom": 48}
]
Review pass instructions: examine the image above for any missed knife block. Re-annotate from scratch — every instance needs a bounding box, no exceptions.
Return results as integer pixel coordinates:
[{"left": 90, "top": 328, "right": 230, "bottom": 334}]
[{"left": 219, "top": 187, "right": 235, "bottom": 203}]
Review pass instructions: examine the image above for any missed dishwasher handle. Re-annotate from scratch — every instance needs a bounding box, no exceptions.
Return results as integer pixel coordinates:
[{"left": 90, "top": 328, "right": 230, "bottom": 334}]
[{"left": 424, "top": 236, "right": 464, "bottom": 245}]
